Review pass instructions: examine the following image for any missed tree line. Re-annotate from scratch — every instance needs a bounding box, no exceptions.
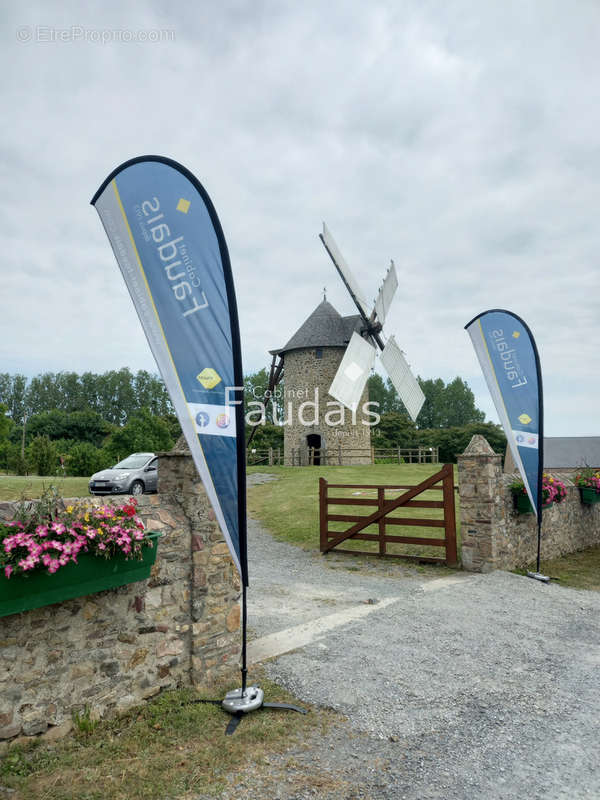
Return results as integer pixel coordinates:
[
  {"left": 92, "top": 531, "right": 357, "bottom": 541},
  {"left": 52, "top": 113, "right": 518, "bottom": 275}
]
[
  {"left": 0, "top": 367, "right": 505, "bottom": 476},
  {"left": 0, "top": 369, "right": 172, "bottom": 425},
  {"left": 0, "top": 369, "right": 178, "bottom": 477}
]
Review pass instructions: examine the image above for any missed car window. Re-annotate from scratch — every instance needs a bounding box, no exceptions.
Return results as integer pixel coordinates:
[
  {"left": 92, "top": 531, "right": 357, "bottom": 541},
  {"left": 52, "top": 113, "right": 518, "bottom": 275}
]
[
  {"left": 147, "top": 458, "right": 158, "bottom": 469},
  {"left": 114, "top": 454, "right": 154, "bottom": 470}
]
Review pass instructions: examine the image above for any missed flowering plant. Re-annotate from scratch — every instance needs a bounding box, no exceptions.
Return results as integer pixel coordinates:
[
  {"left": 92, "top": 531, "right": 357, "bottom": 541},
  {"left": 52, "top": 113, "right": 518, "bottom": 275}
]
[
  {"left": 510, "top": 473, "right": 567, "bottom": 507},
  {"left": 574, "top": 469, "right": 600, "bottom": 493},
  {"left": 0, "top": 490, "right": 151, "bottom": 580}
]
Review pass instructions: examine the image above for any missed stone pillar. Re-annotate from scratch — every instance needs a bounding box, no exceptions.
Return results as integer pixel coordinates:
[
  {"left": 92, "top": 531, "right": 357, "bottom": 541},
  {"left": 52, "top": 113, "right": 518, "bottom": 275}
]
[
  {"left": 457, "top": 435, "right": 503, "bottom": 572},
  {"left": 161, "top": 438, "right": 241, "bottom": 685}
]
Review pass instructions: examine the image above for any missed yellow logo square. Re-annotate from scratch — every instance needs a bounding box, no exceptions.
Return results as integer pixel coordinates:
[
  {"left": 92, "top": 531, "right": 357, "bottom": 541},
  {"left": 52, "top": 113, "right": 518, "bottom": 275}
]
[
  {"left": 518, "top": 413, "right": 532, "bottom": 425},
  {"left": 197, "top": 368, "right": 222, "bottom": 389},
  {"left": 177, "top": 198, "right": 191, "bottom": 214}
]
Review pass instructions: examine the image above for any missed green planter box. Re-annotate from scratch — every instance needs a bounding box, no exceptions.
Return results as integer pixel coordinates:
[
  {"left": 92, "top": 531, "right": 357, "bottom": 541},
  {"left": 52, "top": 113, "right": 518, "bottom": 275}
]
[
  {"left": 514, "top": 493, "right": 534, "bottom": 514},
  {"left": 0, "top": 532, "right": 161, "bottom": 619},
  {"left": 580, "top": 487, "right": 600, "bottom": 505}
]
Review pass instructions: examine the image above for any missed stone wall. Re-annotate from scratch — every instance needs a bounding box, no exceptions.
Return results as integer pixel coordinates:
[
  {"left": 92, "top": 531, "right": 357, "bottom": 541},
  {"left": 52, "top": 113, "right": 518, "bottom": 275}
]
[
  {"left": 282, "top": 346, "right": 372, "bottom": 465},
  {"left": 458, "top": 435, "right": 600, "bottom": 572},
  {"left": 0, "top": 449, "right": 240, "bottom": 743}
]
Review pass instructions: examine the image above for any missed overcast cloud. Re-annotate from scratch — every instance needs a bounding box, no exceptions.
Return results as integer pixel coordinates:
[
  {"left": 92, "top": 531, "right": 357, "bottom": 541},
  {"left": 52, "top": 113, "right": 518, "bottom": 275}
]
[{"left": 2, "top": 0, "right": 599, "bottom": 435}]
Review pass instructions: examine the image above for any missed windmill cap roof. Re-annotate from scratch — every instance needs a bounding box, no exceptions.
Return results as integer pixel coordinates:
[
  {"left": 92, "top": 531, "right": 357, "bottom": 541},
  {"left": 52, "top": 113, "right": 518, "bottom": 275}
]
[{"left": 271, "top": 299, "right": 364, "bottom": 356}]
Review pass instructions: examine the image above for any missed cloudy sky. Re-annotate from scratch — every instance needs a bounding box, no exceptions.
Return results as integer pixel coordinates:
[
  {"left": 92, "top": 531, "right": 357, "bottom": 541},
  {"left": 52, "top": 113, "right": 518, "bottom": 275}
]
[{"left": 2, "top": 1, "right": 599, "bottom": 435}]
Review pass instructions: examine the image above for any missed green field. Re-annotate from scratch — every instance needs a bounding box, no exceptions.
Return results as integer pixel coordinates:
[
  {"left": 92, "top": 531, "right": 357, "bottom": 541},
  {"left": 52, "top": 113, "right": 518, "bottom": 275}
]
[
  {"left": 0, "top": 475, "right": 91, "bottom": 502},
  {"left": 247, "top": 463, "right": 460, "bottom": 563}
]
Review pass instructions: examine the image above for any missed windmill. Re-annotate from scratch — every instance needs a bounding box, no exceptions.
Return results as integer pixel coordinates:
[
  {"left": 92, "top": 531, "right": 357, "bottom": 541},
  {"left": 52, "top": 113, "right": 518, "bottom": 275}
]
[
  {"left": 319, "top": 223, "right": 425, "bottom": 422},
  {"left": 246, "top": 223, "right": 424, "bottom": 449}
]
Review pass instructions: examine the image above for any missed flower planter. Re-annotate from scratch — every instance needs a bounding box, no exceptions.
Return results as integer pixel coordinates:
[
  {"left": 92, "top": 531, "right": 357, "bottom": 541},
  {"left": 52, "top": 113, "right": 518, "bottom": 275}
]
[
  {"left": 0, "top": 532, "right": 161, "bottom": 618},
  {"left": 580, "top": 488, "right": 600, "bottom": 505},
  {"left": 514, "top": 493, "right": 534, "bottom": 514}
]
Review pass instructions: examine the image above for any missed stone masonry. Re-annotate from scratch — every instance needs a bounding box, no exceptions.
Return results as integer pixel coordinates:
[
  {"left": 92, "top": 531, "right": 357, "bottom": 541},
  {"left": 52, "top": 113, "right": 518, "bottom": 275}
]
[
  {"left": 0, "top": 447, "right": 241, "bottom": 743},
  {"left": 283, "top": 346, "right": 372, "bottom": 465},
  {"left": 458, "top": 434, "right": 600, "bottom": 572}
]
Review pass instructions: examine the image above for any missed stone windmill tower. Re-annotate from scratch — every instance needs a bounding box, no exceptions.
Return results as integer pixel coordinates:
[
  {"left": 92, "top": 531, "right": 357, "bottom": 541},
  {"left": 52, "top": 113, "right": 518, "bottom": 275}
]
[{"left": 270, "top": 298, "right": 373, "bottom": 466}]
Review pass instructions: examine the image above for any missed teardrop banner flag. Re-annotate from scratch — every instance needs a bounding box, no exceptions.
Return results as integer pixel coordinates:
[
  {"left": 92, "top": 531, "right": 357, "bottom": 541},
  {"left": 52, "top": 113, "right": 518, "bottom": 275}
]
[
  {"left": 92, "top": 156, "right": 247, "bottom": 586},
  {"left": 465, "top": 310, "right": 544, "bottom": 519}
]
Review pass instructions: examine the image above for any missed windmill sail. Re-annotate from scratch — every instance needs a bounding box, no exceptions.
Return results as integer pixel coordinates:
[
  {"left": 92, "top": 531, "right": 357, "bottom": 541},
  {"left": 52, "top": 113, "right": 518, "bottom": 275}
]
[
  {"left": 329, "top": 332, "right": 376, "bottom": 409},
  {"left": 374, "top": 261, "right": 398, "bottom": 325},
  {"left": 320, "top": 223, "right": 370, "bottom": 319},
  {"left": 381, "top": 336, "right": 425, "bottom": 422},
  {"left": 319, "top": 224, "right": 423, "bottom": 423}
]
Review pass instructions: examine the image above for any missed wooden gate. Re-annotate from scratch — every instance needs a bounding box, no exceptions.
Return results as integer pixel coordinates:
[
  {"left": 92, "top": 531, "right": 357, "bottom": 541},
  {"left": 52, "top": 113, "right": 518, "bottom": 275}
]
[{"left": 319, "top": 463, "right": 458, "bottom": 565}]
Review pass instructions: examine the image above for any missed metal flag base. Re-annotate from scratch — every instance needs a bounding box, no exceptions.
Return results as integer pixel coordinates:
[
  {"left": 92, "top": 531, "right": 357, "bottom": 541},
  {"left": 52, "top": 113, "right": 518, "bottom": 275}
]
[
  {"left": 222, "top": 685, "right": 264, "bottom": 714},
  {"left": 191, "top": 589, "right": 307, "bottom": 733},
  {"left": 221, "top": 685, "right": 307, "bottom": 735},
  {"left": 193, "top": 685, "right": 307, "bottom": 735},
  {"left": 527, "top": 571, "right": 550, "bottom": 583}
]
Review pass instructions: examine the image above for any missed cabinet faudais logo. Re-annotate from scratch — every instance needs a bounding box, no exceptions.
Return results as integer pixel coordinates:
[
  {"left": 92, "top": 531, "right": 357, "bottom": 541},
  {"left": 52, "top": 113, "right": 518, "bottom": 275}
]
[
  {"left": 216, "top": 413, "right": 230, "bottom": 429},
  {"left": 518, "top": 413, "right": 532, "bottom": 425},
  {"left": 196, "top": 368, "right": 222, "bottom": 389}
]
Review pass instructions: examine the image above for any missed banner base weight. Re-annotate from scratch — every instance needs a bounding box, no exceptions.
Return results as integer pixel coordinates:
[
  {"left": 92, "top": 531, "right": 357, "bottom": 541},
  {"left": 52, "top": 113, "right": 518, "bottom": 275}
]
[
  {"left": 222, "top": 686, "right": 264, "bottom": 714},
  {"left": 527, "top": 571, "right": 550, "bottom": 583}
]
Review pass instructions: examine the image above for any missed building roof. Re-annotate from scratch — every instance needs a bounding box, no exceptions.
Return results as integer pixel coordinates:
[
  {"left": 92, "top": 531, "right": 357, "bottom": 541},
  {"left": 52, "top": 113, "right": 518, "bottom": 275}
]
[
  {"left": 271, "top": 299, "right": 363, "bottom": 356},
  {"left": 504, "top": 436, "right": 600, "bottom": 472}
]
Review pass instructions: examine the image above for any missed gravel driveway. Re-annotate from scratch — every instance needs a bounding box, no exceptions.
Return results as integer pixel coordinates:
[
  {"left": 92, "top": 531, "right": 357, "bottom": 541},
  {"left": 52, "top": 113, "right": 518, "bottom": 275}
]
[{"left": 242, "top": 494, "right": 600, "bottom": 800}]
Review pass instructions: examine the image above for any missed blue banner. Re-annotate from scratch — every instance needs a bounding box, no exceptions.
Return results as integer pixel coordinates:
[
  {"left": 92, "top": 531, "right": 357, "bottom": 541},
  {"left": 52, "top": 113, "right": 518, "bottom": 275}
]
[
  {"left": 465, "top": 310, "right": 544, "bottom": 518},
  {"left": 92, "top": 156, "right": 247, "bottom": 585}
]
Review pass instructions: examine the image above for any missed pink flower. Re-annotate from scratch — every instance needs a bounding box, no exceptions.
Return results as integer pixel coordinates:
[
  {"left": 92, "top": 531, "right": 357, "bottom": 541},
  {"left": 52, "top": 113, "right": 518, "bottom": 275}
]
[{"left": 4, "top": 565, "right": 13, "bottom": 579}]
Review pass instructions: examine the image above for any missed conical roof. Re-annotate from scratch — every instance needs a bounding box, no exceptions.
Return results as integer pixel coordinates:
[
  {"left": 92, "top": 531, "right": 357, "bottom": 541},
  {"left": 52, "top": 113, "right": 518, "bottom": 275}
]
[{"left": 272, "top": 299, "right": 363, "bottom": 356}]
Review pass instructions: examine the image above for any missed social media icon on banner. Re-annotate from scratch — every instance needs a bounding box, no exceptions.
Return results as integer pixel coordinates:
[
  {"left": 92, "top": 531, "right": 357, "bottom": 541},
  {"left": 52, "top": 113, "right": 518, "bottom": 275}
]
[
  {"left": 216, "top": 413, "right": 230, "bottom": 429},
  {"left": 196, "top": 411, "right": 210, "bottom": 428}
]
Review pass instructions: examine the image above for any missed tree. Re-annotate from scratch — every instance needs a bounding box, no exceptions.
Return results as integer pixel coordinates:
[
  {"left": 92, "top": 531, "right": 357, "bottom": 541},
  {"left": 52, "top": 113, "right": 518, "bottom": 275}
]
[
  {"left": 247, "top": 423, "right": 284, "bottom": 450},
  {"left": 416, "top": 377, "right": 485, "bottom": 428},
  {"left": 103, "top": 408, "right": 174, "bottom": 461},
  {"left": 244, "top": 367, "right": 283, "bottom": 424},
  {"left": 367, "top": 374, "right": 388, "bottom": 414},
  {"left": 0, "top": 404, "right": 10, "bottom": 442},
  {"left": 26, "top": 373, "right": 63, "bottom": 414},
  {"left": 0, "top": 404, "right": 13, "bottom": 473},
  {"left": 66, "top": 442, "right": 108, "bottom": 477},
  {"left": 371, "top": 412, "right": 417, "bottom": 448},
  {"left": 27, "top": 435, "right": 58, "bottom": 476},
  {"left": 418, "top": 422, "right": 506, "bottom": 463},
  {"left": 0, "top": 374, "right": 28, "bottom": 422},
  {"left": 26, "top": 409, "right": 112, "bottom": 448},
  {"left": 441, "top": 378, "right": 485, "bottom": 427},
  {"left": 134, "top": 370, "right": 173, "bottom": 416},
  {"left": 6, "top": 443, "right": 27, "bottom": 475}
]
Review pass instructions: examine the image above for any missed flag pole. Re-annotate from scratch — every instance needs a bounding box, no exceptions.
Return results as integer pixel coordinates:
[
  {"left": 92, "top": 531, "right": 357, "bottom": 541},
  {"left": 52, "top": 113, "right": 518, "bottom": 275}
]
[
  {"left": 241, "top": 583, "right": 248, "bottom": 695},
  {"left": 528, "top": 327, "right": 549, "bottom": 583}
]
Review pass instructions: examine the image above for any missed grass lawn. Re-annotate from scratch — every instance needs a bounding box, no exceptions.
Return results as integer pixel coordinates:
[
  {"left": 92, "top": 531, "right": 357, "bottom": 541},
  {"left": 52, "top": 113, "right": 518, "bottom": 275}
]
[
  {"left": 247, "top": 463, "right": 460, "bottom": 565},
  {"left": 514, "top": 547, "right": 600, "bottom": 592},
  {"left": 0, "top": 475, "right": 91, "bottom": 502},
  {"left": 0, "top": 673, "right": 336, "bottom": 800}
]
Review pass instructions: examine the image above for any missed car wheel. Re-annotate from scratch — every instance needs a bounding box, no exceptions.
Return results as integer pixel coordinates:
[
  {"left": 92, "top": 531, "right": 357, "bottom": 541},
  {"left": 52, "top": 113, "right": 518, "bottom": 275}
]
[{"left": 130, "top": 480, "right": 145, "bottom": 496}]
